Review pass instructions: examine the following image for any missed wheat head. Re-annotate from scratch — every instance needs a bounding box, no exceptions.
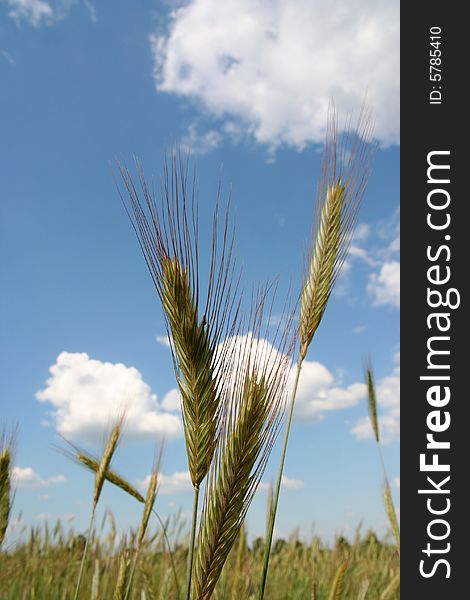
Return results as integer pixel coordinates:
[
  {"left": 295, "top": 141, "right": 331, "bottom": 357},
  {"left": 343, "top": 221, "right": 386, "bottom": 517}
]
[
  {"left": 192, "top": 290, "right": 294, "bottom": 600},
  {"left": 119, "top": 151, "right": 239, "bottom": 490},
  {"left": 63, "top": 445, "right": 145, "bottom": 503},
  {"left": 365, "top": 364, "right": 380, "bottom": 443},
  {"left": 0, "top": 430, "right": 15, "bottom": 547},
  {"left": 93, "top": 418, "right": 123, "bottom": 509},
  {"left": 299, "top": 106, "right": 375, "bottom": 361}
]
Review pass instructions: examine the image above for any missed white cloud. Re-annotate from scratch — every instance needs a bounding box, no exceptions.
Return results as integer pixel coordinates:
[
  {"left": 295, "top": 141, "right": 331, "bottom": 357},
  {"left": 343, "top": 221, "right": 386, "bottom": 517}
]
[
  {"left": 293, "top": 360, "right": 366, "bottom": 421},
  {"left": 367, "top": 261, "right": 400, "bottom": 308},
  {"left": 280, "top": 475, "right": 304, "bottom": 491},
  {"left": 218, "top": 334, "right": 367, "bottom": 424},
  {"left": 36, "top": 352, "right": 182, "bottom": 442},
  {"left": 393, "top": 476, "right": 400, "bottom": 488},
  {"left": 36, "top": 512, "right": 75, "bottom": 521},
  {"left": 181, "top": 124, "right": 223, "bottom": 155},
  {"left": 151, "top": 0, "right": 399, "bottom": 149},
  {"left": 138, "top": 470, "right": 192, "bottom": 495},
  {"left": 161, "top": 388, "right": 181, "bottom": 412},
  {"left": 352, "top": 325, "right": 366, "bottom": 334},
  {"left": 351, "top": 362, "right": 400, "bottom": 444},
  {"left": 12, "top": 466, "right": 66, "bottom": 489},
  {"left": 1, "top": 49, "right": 16, "bottom": 66},
  {"left": 155, "top": 335, "right": 171, "bottom": 348},
  {"left": 83, "top": 0, "right": 96, "bottom": 23},
  {"left": 259, "top": 475, "right": 304, "bottom": 492},
  {"left": 5, "top": 0, "right": 79, "bottom": 27},
  {"left": 354, "top": 223, "right": 371, "bottom": 243},
  {"left": 6, "top": 0, "right": 54, "bottom": 26}
]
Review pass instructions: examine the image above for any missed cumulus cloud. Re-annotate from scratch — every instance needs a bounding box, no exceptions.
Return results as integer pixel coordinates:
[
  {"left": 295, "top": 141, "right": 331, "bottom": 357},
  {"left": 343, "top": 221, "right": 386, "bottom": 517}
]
[
  {"left": 293, "top": 360, "right": 366, "bottom": 421},
  {"left": 351, "top": 361, "right": 400, "bottom": 443},
  {"left": 151, "top": 0, "right": 399, "bottom": 149},
  {"left": 12, "top": 466, "right": 66, "bottom": 489},
  {"left": 161, "top": 388, "right": 181, "bottom": 412},
  {"left": 36, "top": 352, "right": 182, "bottom": 442},
  {"left": 219, "top": 333, "right": 367, "bottom": 424},
  {"left": 368, "top": 261, "right": 400, "bottom": 308},
  {"left": 138, "top": 470, "right": 192, "bottom": 495}
]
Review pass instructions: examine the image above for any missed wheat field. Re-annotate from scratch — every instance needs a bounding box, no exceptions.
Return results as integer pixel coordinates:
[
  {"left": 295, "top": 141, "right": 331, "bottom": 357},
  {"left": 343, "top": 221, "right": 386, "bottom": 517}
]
[{"left": 0, "top": 516, "right": 399, "bottom": 599}]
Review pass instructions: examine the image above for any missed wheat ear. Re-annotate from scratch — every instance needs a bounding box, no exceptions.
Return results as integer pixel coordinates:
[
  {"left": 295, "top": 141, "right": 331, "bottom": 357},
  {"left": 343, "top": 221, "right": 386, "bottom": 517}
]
[
  {"left": 74, "top": 451, "right": 145, "bottom": 503},
  {"left": 0, "top": 430, "right": 15, "bottom": 547},
  {"left": 299, "top": 106, "right": 375, "bottom": 360},
  {"left": 113, "top": 552, "right": 132, "bottom": 600},
  {"left": 118, "top": 150, "right": 240, "bottom": 599},
  {"left": 259, "top": 105, "right": 375, "bottom": 599},
  {"left": 327, "top": 562, "right": 348, "bottom": 600},
  {"left": 365, "top": 364, "right": 380, "bottom": 443},
  {"left": 119, "top": 154, "right": 239, "bottom": 488},
  {"left": 192, "top": 289, "right": 294, "bottom": 600}
]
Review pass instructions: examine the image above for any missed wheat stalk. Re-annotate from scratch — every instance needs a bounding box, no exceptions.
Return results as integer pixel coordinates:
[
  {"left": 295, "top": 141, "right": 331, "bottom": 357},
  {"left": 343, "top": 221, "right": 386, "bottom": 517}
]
[
  {"left": 364, "top": 361, "right": 400, "bottom": 555},
  {"left": 125, "top": 450, "right": 163, "bottom": 600},
  {"left": 192, "top": 289, "right": 294, "bottom": 600},
  {"left": 384, "top": 481, "right": 400, "bottom": 553},
  {"left": 259, "top": 105, "right": 375, "bottom": 598}
]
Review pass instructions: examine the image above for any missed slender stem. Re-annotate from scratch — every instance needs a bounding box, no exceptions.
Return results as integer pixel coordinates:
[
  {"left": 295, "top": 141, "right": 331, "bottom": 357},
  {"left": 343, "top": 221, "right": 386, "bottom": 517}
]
[
  {"left": 258, "top": 360, "right": 303, "bottom": 599},
  {"left": 125, "top": 549, "right": 139, "bottom": 600},
  {"left": 185, "top": 485, "right": 200, "bottom": 600},
  {"left": 73, "top": 508, "right": 96, "bottom": 600},
  {"left": 125, "top": 508, "right": 182, "bottom": 600},
  {"left": 377, "top": 442, "right": 388, "bottom": 484},
  {"left": 153, "top": 509, "right": 182, "bottom": 600}
]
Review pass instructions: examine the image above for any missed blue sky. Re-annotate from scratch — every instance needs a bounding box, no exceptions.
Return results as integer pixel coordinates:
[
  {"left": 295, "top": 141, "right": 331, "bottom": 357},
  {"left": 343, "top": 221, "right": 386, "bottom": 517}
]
[{"left": 1, "top": 0, "right": 399, "bottom": 544}]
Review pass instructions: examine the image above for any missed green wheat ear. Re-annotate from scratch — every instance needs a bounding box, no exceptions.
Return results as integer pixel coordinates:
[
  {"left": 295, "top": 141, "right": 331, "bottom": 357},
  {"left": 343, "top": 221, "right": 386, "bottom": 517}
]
[
  {"left": 119, "top": 151, "right": 240, "bottom": 491},
  {"left": 299, "top": 106, "right": 375, "bottom": 361},
  {"left": 192, "top": 290, "right": 294, "bottom": 600},
  {"left": 365, "top": 364, "right": 380, "bottom": 443},
  {"left": 327, "top": 562, "right": 348, "bottom": 600},
  {"left": 300, "top": 180, "right": 344, "bottom": 359},
  {"left": 62, "top": 443, "right": 145, "bottom": 503},
  {"left": 0, "top": 430, "right": 15, "bottom": 547}
]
